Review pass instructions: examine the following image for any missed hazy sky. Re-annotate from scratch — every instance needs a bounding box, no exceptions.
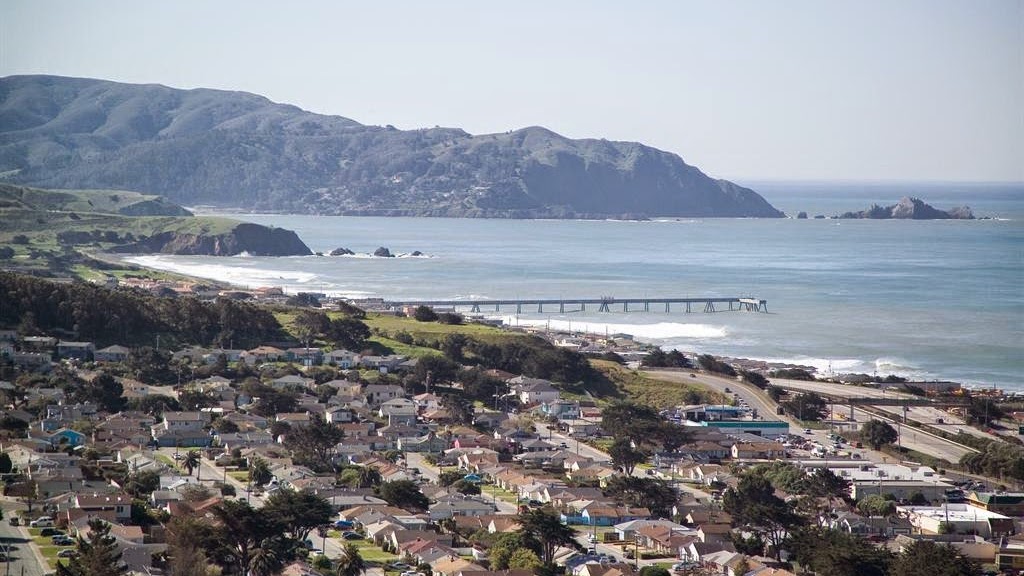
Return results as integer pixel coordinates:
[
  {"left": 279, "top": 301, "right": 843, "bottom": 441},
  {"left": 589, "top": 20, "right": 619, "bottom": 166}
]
[{"left": 2, "top": 1, "right": 1021, "bottom": 182}]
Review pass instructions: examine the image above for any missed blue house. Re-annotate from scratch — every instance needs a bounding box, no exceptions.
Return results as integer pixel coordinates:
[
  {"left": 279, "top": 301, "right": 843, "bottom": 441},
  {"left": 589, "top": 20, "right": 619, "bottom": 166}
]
[{"left": 47, "top": 428, "right": 87, "bottom": 447}]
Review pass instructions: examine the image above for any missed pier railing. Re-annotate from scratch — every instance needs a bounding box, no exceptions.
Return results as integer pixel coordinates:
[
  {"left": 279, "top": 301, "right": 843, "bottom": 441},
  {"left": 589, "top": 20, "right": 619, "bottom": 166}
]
[{"left": 383, "top": 296, "right": 767, "bottom": 314}]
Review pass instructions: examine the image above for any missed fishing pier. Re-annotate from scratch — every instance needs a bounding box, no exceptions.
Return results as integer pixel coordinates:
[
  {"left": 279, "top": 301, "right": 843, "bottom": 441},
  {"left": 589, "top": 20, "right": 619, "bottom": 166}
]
[{"left": 384, "top": 296, "right": 767, "bottom": 314}]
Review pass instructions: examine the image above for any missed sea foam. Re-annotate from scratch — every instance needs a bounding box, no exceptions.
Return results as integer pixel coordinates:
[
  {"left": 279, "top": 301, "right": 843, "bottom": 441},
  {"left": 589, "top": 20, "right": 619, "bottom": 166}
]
[{"left": 498, "top": 317, "right": 728, "bottom": 340}]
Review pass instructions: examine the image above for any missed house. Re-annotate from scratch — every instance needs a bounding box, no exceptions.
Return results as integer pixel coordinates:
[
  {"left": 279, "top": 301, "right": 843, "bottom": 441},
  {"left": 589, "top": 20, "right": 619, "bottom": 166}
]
[
  {"left": 287, "top": 347, "right": 324, "bottom": 366},
  {"left": 325, "top": 349, "right": 360, "bottom": 369},
  {"left": 380, "top": 398, "right": 418, "bottom": 426},
  {"left": 510, "top": 376, "right": 560, "bottom": 405},
  {"left": 967, "top": 491, "right": 1024, "bottom": 516},
  {"left": 397, "top": 434, "right": 449, "bottom": 453},
  {"left": 325, "top": 406, "right": 354, "bottom": 424},
  {"left": 94, "top": 345, "right": 131, "bottom": 363},
  {"left": 241, "top": 345, "right": 286, "bottom": 365},
  {"left": 359, "top": 355, "right": 405, "bottom": 373},
  {"left": 429, "top": 496, "right": 496, "bottom": 520},
  {"left": 160, "top": 412, "right": 209, "bottom": 432},
  {"left": 272, "top": 375, "right": 315, "bottom": 390},
  {"left": 323, "top": 379, "right": 362, "bottom": 396},
  {"left": 364, "top": 384, "right": 404, "bottom": 406},
  {"left": 730, "top": 441, "right": 785, "bottom": 459},
  {"left": 75, "top": 492, "right": 133, "bottom": 520},
  {"left": 538, "top": 399, "right": 581, "bottom": 420},
  {"left": 413, "top": 393, "right": 443, "bottom": 412}
]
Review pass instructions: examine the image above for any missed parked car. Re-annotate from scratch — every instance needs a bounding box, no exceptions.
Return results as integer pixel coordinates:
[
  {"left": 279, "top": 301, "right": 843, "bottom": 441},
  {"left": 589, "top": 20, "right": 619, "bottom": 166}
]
[
  {"left": 8, "top": 517, "right": 18, "bottom": 526},
  {"left": 387, "top": 563, "right": 411, "bottom": 571},
  {"left": 803, "top": 428, "right": 813, "bottom": 435},
  {"left": 52, "top": 536, "right": 75, "bottom": 546},
  {"left": 57, "top": 549, "right": 78, "bottom": 558},
  {"left": 29, "top": 517, "right": 54, "bottom": 528},
  {"left": 40, "top": 528, "right": 63, "bottom": 537},
  {"left": 341, "top": 532, "right": 363, "bottom": 540},
  {"left": 333, "top": 520, "right": 354, "bottom": 529}
]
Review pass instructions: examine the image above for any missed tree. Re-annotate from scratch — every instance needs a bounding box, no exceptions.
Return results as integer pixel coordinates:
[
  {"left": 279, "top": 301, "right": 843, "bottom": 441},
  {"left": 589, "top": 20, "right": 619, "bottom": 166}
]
[
  {"left": 127, "top": 394, "right": 181, "bottom": 418},
  {"left": 608, "top": 437, "right": 647, "bottom": 476},
  {"left": 125, "top": 470, "right": 161, "bottom": 498},
  {"left": 804, "top": 468, "right": 852, "bottom": 507},
  {"left": 414, "top": 355, "right": 460, "bottom": 385},
  {"left": 282, "top": 414, "right": 344, "bottom": 472},
  {"left": 966, "top": 396, "right": 1004, "bottom": 426},
  {"left": 0, "top": 452, "right": 11, "bottom": 474},
  {"left": 335, "top": 542, "right": 366, "bottom": 576},
  {"left": 723, "top": 474, "right": 804, "bottom": 560},
  {"left": 441, "top": 393, "right": 474, "bottom": 425},
  {"left": 507, "top": 549, "right": 543, "bottom": 571},
  {"left": 857, "top": 494, "right": 896, "bottom": 518},
  {"left": 263, "top": 489, "right": 334, "bottom": 543},
  {"left": 209, "top": 500, "right": 282, "bottom": 576},
  {"left": 73, "top": 372, "right": 125, "bottom": 413},
  {"left": 453, "top": 479, "right": 481, "bottom": 496},
  {"left": 861, "top": 419, "right": 898, "bottom": 450},
  {"left": 603, "top": 476, "right": 678, "bottom": 519},
  {"left": 601, "top": 401, "right": 665, "bottom": 444},
  {"left": 639, "top": 567, "right": 671, "bottom": 576},
  {"left": 488, "top": 532, "right": 541, "bottom": 570},
  {"left": 781, "top": 392, "right": 828, "bottom": 422},
  {"left": 517, "top": 507, "right": 578, "bottom": 566},
  {"left": 60, "top": 519, "right": 127, "bottom": 576},
  {"left": 766, "top": 385, "right": 785, "bottom": 402},
  {"left": 740, "top": 369, "right": 769, "bottom": 389},
  {"left": 788, "top": 528, "right": 892, "bottom": 576},
  {"left": 377, "top": 480, "right": 430, "bottom": 512},
  {"left": 248, "top": 456, "right": 273, "bottom": 486},
  {"left": 183, "top": 451, "right": 201, "bottom": 477},
  {"left": 890, "top": 540, "right": 982, "bottom": 576},
  {"left": 413, "top": 306, "right": 438, "bottom": 322},
  {"left": 328, "top": 317, "right": 371, "bottom": 351}
]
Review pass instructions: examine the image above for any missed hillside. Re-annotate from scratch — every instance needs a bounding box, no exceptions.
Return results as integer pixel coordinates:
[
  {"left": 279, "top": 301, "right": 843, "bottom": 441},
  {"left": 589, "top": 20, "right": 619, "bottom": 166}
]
[
  {"left": 0, "top": 183, "right": 311, "bottom": 278},
  {"left": 0, "top": 75, "right": 784, "bottom": 219}
]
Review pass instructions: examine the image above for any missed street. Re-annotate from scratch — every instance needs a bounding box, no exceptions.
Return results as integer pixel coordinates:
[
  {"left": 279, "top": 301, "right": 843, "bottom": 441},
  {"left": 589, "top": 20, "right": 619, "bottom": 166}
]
[{"left": 0, "top": 506, "right": 47, "bottom": 576}]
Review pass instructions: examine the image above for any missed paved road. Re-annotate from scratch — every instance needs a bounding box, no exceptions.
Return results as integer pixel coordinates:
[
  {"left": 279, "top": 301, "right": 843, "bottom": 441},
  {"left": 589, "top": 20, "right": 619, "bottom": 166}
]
[
  {"left": 645, "top": 370, "right": 976, "bottom": 464},
  {"left": 0, "top": 506, "right": 48, "bottom": 576}
]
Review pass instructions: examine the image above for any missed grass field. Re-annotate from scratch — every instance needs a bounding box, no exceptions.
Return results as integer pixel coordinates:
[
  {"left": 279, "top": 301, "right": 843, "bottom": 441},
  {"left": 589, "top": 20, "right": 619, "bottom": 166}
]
[{"left": 588, "top": 360, "right": 727, "bottom": 409}]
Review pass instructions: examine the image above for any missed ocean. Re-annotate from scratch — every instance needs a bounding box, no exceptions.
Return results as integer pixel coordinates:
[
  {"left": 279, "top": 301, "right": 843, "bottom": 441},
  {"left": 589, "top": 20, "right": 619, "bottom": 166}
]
[{"left": 125, "top": 182, "right": 1024, "bottom": 391}]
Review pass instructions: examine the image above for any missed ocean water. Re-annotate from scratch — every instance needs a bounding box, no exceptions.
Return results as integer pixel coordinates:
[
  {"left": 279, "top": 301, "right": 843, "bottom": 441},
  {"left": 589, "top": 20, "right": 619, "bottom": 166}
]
[{"left": 126, "top": 182, "right": 1023, "bottom": 390}]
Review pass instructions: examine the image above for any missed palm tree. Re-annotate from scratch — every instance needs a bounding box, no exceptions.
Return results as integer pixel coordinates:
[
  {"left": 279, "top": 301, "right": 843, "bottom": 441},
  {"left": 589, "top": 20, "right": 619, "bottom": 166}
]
[
  {"left": 335, "top": 543, "right": 366, "bottom": 576},
  {"left": 183, "top": 451, "right": 201, "bottom": 478},
  {"left": 356, "top": 466, "right": 382, "bottom": 489},
  {"left": 248, "top": 546, "right": 282, "bottom": 576},
  {"left": 249, "top": 457, "right": 272, "bottom": 486}
]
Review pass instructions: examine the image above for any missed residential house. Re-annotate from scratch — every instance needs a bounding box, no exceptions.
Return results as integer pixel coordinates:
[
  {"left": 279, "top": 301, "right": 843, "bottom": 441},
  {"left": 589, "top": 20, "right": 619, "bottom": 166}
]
[
  {"left": 287, "top": 347, "right": 324, "bottom": 366},
  {"left": 429, "top": 496, "right": 496, "bottom": 520},
  {"left": 380, "top": 398, "right": 418, "bottom": 426},
  {"left": 730, "top": 441, "right": 785, "bottom": 460},
  {"left": 272, "top": 375, "right": 315, "bottom": 390},
  {"left": 510, "top": 376, "right": 560, "bottom": 405},
  {"left": 324, "top": 349, "right": 360, "bottom": 369},
  {"left": 538, "top": 399, "right": 581, "bottom": 420},
  {"left": 241, "top": 345, "right": 286, "bottom": 365},
  {"left": 94, "top": 345, "right": 131, "bottom": 362},
  {"left": 359, "top": 355, "right": 406, "bottom": 373},
  {"left": 74, "top": 492, "right": 133, "bottom": 520},
  {"left": 364, "top": 384, "right": 404, "bottom": 406}
]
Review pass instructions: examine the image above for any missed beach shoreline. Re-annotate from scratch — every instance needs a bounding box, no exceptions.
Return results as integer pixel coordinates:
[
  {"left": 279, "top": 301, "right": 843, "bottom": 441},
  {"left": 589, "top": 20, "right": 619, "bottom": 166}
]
[{"left": 94, "top": 249, "right": 1005, "bottom": 394}]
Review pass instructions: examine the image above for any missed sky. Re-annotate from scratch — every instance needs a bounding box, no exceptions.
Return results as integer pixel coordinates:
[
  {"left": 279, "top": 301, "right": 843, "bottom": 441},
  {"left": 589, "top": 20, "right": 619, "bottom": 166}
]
[{"left": 1, "top": 0, "right": 1021, "bottom": 182}]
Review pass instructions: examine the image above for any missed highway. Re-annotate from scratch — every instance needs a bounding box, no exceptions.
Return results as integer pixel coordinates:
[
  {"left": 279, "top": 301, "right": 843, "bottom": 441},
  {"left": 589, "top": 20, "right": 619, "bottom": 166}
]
[{"left": 644, "top": 370, "right": 977, "bottom": 464}]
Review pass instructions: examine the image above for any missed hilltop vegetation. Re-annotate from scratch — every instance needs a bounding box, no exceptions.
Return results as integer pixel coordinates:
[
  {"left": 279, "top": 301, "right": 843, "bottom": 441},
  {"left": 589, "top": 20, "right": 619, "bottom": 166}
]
[
  {"left": 0, "top": 75, "right": 783, "bottom": 219},
  {"left": 0, "top": 182, "right": 311, "bottom": 278}
]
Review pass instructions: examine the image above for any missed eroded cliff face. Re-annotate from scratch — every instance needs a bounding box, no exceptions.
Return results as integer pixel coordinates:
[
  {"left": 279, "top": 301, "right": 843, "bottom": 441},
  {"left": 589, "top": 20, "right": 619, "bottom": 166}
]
[{"left": 112, "top": 223, "right": 312, "bottom": 256}]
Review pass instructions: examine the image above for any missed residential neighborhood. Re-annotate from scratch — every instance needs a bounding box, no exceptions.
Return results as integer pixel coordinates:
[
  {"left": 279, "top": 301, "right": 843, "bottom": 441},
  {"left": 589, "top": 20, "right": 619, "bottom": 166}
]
[{"left": 0, "top": 289, "right": 1018, "bottom": 576}]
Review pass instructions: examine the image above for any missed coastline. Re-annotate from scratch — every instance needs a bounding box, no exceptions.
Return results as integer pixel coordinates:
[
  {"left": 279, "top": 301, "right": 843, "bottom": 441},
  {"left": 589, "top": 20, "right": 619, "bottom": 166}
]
[{"left": 93, "top": 250, "right": 1007, "bottom": 393}]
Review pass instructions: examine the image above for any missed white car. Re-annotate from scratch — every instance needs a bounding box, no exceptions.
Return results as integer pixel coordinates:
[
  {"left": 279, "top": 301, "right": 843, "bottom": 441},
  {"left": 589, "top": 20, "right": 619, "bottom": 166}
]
[{"left": 29, "top": 517, "right": 54, "bottom": 528}]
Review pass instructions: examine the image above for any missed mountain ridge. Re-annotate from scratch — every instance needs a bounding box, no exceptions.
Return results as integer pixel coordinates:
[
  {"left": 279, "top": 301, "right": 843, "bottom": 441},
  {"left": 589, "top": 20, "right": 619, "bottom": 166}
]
[{"left": 0, "top": 74, "right": 784, "bottom": 218}]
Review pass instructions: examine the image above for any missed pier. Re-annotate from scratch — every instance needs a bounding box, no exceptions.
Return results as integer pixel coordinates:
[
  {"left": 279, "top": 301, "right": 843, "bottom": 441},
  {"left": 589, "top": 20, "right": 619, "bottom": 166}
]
[{"left": 384, "top": 296, "right": 767, "bottom": 314}]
